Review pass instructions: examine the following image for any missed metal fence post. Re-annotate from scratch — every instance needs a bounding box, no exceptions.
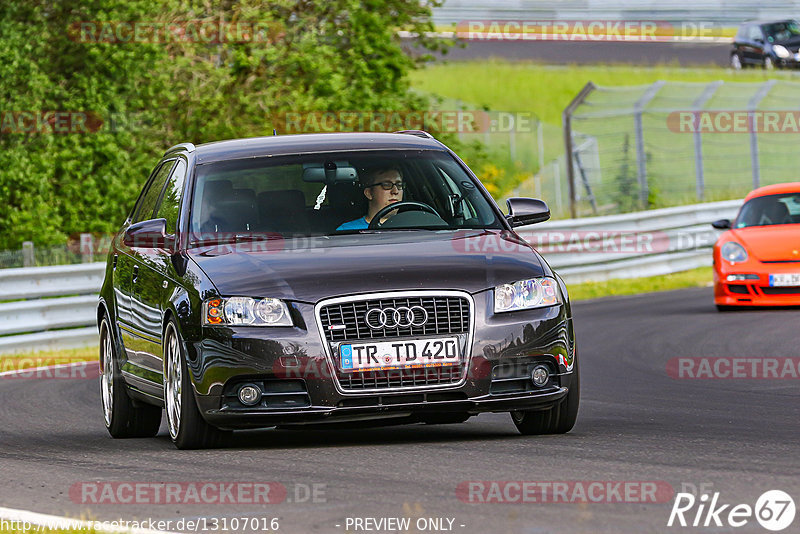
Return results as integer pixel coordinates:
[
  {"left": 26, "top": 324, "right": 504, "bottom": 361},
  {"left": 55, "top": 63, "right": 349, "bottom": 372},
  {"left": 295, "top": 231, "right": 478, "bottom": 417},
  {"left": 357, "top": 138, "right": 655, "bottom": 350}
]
[
  {"left": 748, "top": 80, "right": 776, "bottom": 189},
  {"left": 563, "top": 81, "right": 596, "bottom": 218},
  {"left": 80, "top": 233, "right": 94, "bottom": 263},
  {"left": 537, "top": 120, "right": 544, "bottom": 174},
  {"left": 691, "top": 81, "right": 723, "bottom": 201},
  {"left": 22, "top": 242, "right": 34, "bottom": 267},
  {"left": 633, "top": 81, "right": 665, "bottom": 209}
]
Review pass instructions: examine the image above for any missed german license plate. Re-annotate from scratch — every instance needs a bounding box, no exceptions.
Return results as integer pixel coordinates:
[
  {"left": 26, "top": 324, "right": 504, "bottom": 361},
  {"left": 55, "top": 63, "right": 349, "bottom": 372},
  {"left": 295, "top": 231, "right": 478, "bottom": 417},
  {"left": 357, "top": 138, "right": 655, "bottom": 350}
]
[
  {"left": 769, "top": 273, "right": 800, "bottom": 287},
  {"left": 339, "top": 338, "right": 460, "bottom": 372}
]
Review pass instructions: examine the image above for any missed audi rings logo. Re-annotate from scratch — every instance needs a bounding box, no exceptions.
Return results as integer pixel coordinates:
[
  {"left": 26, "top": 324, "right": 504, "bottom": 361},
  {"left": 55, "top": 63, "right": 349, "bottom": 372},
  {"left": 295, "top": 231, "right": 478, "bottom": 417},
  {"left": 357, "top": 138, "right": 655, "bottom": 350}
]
[{"left": 365, "top": 306, "right": 429, "bottom": 329}]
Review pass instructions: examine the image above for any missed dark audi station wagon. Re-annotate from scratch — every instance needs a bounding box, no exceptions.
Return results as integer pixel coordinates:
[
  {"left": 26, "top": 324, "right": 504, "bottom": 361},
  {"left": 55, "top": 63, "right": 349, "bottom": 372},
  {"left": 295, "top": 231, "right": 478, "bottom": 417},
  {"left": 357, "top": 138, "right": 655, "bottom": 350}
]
[{"left": 98, "top": 132, "right": 579, "bottom": 449}]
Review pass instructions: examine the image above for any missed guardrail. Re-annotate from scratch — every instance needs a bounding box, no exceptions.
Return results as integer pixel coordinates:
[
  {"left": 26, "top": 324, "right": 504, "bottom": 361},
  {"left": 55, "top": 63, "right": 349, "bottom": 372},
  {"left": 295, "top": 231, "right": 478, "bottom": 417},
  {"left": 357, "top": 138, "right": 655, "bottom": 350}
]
[
  {"left": 0, "top": 264, "right": 104, "bottom": 354},
  {"left": 431, "top": 0, "right": 800, "bottom": 26},
  {"left": 0, "top": 199, "right": 741, "bottom": 354},
  {"left": 517, "top": 199, "right": 741, "bottom": 283}
]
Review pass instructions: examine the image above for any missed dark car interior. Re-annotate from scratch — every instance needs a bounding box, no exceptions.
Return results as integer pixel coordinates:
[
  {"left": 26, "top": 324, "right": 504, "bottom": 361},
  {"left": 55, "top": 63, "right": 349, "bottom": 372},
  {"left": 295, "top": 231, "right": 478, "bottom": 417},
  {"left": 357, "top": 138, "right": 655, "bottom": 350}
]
[
  {"left": 735, "top": 194, "right": 800, "bottom": 227},
  {"left": 190, "top": 152, "right": 500, "bottom": 238}
]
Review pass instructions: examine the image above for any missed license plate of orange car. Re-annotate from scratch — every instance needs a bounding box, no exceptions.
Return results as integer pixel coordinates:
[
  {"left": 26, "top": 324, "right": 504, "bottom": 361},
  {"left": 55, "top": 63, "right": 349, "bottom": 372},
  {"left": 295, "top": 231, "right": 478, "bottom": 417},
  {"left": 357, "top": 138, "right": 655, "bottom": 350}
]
[{"left": 769, "top": 273, "right": 800, "bottom": 287}]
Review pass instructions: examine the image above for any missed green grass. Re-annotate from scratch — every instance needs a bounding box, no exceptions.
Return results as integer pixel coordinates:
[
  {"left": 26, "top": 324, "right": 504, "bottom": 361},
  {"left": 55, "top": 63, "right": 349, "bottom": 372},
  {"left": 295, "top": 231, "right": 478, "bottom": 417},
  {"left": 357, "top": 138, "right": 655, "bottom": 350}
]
[
  {"left": 567, "top": 266, "right": 712, "bottom": 301},
  {"left": 0, "top": 345, "right": 97, "bottom": 372},
  {"left": 410, "top": 61, "right": 792, "bottom": 125},
  {"left": 0, "top": 529, "right": 98, "bottom": 534},
  {"left": 410, "top": 61, "right": 800, "bottom": 211}
]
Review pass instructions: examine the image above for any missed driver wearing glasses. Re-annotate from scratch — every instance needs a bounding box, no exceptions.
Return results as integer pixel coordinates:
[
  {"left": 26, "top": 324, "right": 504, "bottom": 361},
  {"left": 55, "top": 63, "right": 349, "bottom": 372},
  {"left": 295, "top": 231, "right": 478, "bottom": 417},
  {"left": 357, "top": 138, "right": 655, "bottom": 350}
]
[{"left": 336, "top": 168, "right": 405, "bottom": 231}]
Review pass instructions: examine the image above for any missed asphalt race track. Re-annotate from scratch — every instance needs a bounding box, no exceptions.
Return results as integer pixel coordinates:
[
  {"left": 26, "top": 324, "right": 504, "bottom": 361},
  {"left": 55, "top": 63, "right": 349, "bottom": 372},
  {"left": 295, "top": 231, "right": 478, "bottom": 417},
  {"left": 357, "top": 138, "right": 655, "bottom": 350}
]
[
  {"left": 421, "top": 39, "right": 733, "bottom": 67},
  {"left": 1, "top": 287, "right": 798, "bottom": 534}
]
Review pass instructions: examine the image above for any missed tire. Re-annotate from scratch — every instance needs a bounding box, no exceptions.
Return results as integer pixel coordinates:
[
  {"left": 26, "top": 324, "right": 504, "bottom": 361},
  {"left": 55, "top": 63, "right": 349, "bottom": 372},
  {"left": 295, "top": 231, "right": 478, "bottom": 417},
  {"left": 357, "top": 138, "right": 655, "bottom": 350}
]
[
  {"left": 511, "top": 359, "right": 579, "bottom": 435},
  {"left": 164, "top": 319, "right": 229, "bottom": 449},
  {"left": 730, "top": 53, "right": 742, "bottom": 70},
  {"left": 100, "top": 317, "right": 162, "bottom": 438},
  {"left": 716, "top": 304, "right": 736, "bottom": 312},
  {"left": 764, "top": 56, "right": 774, "bottom": 70}
]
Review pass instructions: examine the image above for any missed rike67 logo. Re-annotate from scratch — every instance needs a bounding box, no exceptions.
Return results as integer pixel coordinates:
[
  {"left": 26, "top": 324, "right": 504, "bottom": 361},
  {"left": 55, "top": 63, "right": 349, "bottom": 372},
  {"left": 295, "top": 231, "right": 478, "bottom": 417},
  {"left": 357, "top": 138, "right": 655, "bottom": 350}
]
[{"left": 668, "top": 490, "right": 795, "bottom": 531}]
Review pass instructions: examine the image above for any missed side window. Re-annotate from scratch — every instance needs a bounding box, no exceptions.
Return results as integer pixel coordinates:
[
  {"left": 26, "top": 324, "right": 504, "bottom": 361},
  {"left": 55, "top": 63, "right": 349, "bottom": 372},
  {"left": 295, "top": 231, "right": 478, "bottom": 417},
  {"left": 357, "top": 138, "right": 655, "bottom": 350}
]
[
  {"left": 155, "top": 160, "right": 187, "bottom": 233},
  {"left": 437, "top": 167, "right": 477, "bottom": 219},
  {"left": 749, "top": 26, "right": 764, "bottom": 42},
  {"left": 735, "top": 25, "right": 748, "bottom": 41},
  {"left": 132, "top": 160, "right": 175, "bottom": 223}
]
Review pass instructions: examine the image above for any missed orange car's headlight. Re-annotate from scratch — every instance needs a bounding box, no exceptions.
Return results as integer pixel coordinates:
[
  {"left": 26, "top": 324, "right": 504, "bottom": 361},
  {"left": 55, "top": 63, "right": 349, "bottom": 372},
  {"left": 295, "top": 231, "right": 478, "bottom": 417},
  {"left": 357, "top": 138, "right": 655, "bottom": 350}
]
[{"left": 720, "top": 242, "right": 748, "bottom": 264}]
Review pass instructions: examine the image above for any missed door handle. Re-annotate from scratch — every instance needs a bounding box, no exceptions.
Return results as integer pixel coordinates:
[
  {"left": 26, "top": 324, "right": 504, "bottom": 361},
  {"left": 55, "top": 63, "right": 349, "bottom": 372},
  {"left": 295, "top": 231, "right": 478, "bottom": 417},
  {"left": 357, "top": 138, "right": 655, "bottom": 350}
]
[{"left": 132, "top": 265, "right": 139, "bottom": 283}]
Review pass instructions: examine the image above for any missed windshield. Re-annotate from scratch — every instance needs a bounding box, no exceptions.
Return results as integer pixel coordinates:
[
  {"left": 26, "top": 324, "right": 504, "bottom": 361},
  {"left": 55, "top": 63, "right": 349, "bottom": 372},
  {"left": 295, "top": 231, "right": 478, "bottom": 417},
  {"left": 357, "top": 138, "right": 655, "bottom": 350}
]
[
  {"left": 188, "top": 149, "right": 503, "bottom": 245},
  {"left": 764, "top": 21, "right": 800, "bottom": 41},
  {"left": 735, "top": 193, "right": 800, "bottom": 228}
]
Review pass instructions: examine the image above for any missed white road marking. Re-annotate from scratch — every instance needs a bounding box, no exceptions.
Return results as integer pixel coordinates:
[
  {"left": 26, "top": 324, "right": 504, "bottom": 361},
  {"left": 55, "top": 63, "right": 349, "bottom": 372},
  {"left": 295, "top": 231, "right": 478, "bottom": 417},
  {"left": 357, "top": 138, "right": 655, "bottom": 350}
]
[{"left": 0, "top": 505, "right": 178, "bottom": 533}]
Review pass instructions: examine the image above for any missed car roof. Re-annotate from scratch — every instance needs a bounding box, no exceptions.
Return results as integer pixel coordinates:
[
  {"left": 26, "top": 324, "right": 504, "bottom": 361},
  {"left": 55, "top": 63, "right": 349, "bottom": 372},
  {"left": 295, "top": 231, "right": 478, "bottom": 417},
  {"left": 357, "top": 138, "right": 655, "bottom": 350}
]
[
  {"left": 745, "top": 19, "right": 797, "bottom": 27},
  {"left": 189, "top": 132, "right": 447, "bottom": 164},
  {"left": 745, "top": 182, "right": 800, "bottom": 201}
]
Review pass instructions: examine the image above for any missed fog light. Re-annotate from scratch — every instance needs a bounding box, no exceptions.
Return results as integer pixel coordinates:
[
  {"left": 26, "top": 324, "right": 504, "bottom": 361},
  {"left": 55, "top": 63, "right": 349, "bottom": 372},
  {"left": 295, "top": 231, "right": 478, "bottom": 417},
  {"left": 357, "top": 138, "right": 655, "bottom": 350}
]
[
  {"left": 531, "top": 365, "right": 549, "bottom": 387},
  {"left": 726, "top": 274, "right": 759, "bottom": 282},
  {"left": 238, "top": 384, "right": 262, "bottom": 406}
]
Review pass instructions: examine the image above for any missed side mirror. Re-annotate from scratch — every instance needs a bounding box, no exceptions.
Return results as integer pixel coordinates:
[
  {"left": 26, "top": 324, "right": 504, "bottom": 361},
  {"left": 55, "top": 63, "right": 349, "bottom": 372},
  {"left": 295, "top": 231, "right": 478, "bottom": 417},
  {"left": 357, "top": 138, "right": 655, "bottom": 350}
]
[
  {"left": 711, "top": 219, "right": 731, "bottom": 230},
  {"left": 124, "top": 218, "right": 172, "bottom": 249},
  {"left": 505, "top": 198, "right": 550, "bottom": 227}
]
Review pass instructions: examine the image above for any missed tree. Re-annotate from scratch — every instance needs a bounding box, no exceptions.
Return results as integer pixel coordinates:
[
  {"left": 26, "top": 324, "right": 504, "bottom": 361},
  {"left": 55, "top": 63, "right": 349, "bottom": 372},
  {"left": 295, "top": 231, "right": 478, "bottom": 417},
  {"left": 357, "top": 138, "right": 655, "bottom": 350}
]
[{"left": 0, "top": 0, "right": 447, "bottom": 250}]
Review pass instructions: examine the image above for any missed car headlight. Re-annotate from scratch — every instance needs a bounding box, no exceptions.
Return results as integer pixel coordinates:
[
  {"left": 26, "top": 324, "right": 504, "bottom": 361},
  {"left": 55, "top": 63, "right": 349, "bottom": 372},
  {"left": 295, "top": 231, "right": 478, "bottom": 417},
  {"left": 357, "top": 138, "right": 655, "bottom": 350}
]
[
  {"left": 720, "top": 242, "right": 748, "bottom": 264},
  {"left": 494, "top": 277, "right": 561, "bottom": 313},
  {"left": 203, "top": 297, "right": 292, "bottom": 326},
  {"left": 773, "top": 44, "right": 791, "bottom": 58}
]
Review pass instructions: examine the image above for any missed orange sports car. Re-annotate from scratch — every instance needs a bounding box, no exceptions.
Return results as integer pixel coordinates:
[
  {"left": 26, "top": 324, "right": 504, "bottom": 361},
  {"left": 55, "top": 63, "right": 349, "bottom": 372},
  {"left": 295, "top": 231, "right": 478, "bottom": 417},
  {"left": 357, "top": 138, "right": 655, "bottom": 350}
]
[{"left": 712, "top": 182, "right": 800, "bottom": 310}]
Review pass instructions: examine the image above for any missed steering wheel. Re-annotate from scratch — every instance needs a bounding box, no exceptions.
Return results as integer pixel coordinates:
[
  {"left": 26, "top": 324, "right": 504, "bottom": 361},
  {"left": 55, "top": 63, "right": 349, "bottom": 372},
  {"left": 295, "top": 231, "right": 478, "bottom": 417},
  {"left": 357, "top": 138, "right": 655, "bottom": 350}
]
[{"left": 368, "top": 201, "right": 440, "bottom": 229}]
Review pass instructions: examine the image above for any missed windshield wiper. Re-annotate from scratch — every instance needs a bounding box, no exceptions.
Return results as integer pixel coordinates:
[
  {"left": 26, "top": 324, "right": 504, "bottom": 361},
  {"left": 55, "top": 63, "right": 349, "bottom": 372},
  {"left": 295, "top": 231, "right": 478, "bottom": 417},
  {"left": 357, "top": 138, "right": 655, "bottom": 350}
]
[{"left": 188, "top": 233, "right": 283, "bottom": 248}]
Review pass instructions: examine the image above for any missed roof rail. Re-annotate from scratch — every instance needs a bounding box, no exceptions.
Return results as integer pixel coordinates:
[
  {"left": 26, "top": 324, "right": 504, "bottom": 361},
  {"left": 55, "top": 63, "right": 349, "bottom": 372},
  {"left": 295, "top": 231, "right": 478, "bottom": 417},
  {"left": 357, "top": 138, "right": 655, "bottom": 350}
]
[
  {"left": 393, "top": 130, "right": 435, "bottom": 139},
  {"left": 164, "top": 142, "right": 196, "bottom": 156}
]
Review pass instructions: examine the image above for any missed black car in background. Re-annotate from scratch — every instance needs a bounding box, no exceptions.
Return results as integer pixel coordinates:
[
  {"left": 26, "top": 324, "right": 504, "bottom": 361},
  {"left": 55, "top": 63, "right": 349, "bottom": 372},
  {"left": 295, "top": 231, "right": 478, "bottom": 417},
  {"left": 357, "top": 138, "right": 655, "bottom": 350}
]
[
  {"left": 731, "top": 19, "right": 800, "bottom": 69},
  {"left": 97, "top": 132, "right": 579, "bottom": 449}
]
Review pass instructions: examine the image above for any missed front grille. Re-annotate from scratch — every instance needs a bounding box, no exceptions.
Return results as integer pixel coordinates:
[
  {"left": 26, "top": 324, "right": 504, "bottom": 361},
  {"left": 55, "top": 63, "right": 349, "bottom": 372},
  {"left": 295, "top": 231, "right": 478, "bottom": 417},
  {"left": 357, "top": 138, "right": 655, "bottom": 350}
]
[
  {"left": 320, "top": 296, "right": 469, "bottom": 342},
  {"left": 317, "top": 292, "right": 473, "bottom": 393},
  {"left": 337, "top": 364, "right": 464, "bottom": 391},
  {"left": 760, "top": 286, "right": 800, "bottom": 295},
  {"left": 728, "top": 284, "right": 750, "bottom": 295}
]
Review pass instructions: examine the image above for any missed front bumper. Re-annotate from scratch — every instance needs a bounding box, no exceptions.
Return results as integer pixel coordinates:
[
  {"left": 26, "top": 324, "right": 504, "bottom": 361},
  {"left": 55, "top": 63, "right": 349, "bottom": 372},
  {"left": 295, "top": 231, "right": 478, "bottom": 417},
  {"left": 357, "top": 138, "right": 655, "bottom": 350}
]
[
  {"left": 197, "top": 387, "right": 571, "bottom": 429},
  {"left": 183, "top": 290, "right": 576, "bottom": 430},
  {"left": 714, "top": 261, "right": 800, "bottom": 306}
]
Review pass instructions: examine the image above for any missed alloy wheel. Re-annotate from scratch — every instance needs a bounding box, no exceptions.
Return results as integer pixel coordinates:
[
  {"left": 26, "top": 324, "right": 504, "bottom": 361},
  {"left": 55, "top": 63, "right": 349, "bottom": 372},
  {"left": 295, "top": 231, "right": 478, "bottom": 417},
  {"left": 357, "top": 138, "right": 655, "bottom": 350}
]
[
  {"left": 101, "top": 323, "right": 114, "bottom": 427},
  {"left": 164, "top": 325, "right": 182, "bottom": 440}
]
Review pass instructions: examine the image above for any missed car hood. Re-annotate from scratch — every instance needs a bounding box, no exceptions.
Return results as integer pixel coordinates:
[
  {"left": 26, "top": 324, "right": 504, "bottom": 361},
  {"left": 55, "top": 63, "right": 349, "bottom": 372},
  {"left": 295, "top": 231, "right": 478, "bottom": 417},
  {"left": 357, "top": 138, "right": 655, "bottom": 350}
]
[
  {"left": 188, "top": 230, "right": 545, "bottom": 303},
  {"left": 730, "top": 225, "right": 800, "bottom": 262},
  {"left": 773, "top": 36, "right": 800, "bottom": 49}
]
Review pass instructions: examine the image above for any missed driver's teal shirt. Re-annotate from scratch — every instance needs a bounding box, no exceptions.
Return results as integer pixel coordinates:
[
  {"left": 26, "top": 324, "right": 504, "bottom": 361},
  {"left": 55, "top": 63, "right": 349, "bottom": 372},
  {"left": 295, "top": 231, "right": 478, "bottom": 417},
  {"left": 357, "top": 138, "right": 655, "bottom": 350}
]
[{"left": 336, "top": 217, "right": 368, "bottom": 231}]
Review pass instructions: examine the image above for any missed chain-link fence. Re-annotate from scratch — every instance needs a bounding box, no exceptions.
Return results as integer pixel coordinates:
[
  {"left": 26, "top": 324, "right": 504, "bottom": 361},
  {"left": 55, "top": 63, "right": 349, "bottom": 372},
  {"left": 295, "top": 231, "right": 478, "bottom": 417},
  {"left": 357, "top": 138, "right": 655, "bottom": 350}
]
[
  {"left": 527, "top": 80, "right": 800, "bottom": 218},
  {"left": 0, "top": 235, "right": 111, "bottom": 269}
]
